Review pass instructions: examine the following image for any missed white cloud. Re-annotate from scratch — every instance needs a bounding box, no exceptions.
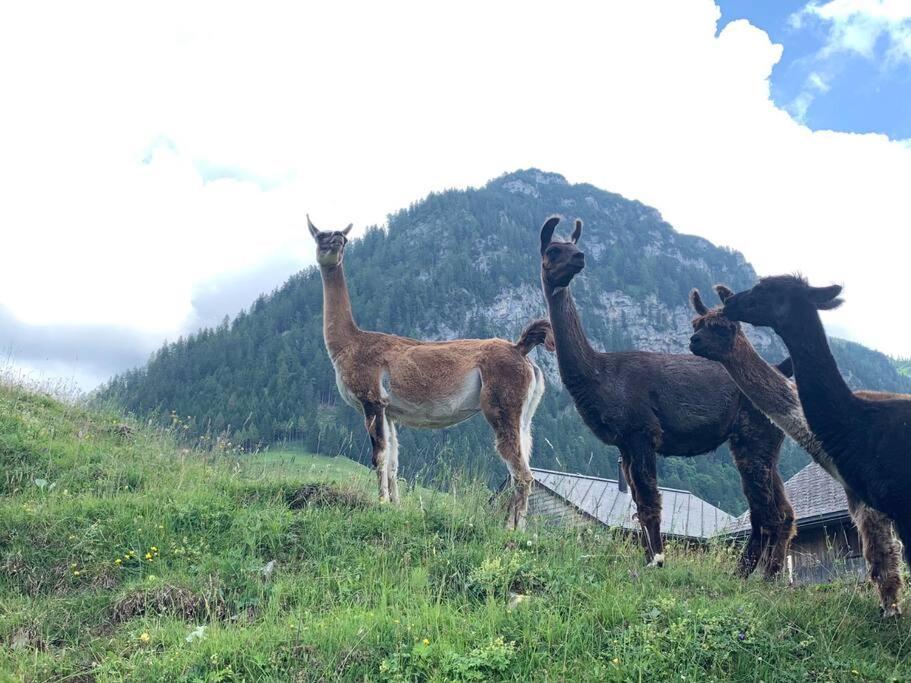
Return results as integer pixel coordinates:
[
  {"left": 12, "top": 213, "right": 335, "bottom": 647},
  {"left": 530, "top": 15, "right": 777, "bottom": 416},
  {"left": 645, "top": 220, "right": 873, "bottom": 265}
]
[
  {"left": 1, "top": 0, "right": 910, "bottom": 389},
  {"left": 787, "top": 2, "right": 910, "bottom": 125},
  {"left": 796, "top": 0, "right": 911, "bottom": 61}
]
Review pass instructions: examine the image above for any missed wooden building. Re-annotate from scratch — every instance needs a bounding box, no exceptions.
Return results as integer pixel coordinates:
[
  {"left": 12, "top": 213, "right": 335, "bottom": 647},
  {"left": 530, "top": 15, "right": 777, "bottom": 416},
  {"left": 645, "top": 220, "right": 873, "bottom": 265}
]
[
  {"left": 512, "top": 466, "right": 735, "bottom": 541},
  {"left": 729, "top": 462, "right": 865, "bottom": 584}
]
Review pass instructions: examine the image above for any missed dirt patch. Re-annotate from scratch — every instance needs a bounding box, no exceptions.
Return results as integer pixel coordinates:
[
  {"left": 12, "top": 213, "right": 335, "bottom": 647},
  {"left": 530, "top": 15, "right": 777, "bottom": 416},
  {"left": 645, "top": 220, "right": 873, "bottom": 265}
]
[
  {"left": 109, "top": 423, "right": 134, "bottom": 439},
  {"left": 112, "top": 583, "right": 226, "bottom": 623},
  {"left": 285, "top": 483, "right": 369, "bottom": 510}
]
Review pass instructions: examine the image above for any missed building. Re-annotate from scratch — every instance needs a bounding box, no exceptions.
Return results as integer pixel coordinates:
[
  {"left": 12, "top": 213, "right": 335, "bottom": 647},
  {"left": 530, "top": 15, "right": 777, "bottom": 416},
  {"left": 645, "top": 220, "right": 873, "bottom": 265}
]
[
  {"left": 729, "top": 462, "right": 864, "bottom": 584},
  {"left": 515, "top": 465, "right": 735, "bottom": 541}
]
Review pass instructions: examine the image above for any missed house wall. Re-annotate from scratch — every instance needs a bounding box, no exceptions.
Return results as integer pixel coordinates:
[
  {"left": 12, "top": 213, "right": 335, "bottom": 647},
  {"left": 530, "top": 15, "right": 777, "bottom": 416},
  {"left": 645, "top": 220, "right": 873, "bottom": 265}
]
[{"left": 789, "top": 520, "right": 865, "bottom": 585}]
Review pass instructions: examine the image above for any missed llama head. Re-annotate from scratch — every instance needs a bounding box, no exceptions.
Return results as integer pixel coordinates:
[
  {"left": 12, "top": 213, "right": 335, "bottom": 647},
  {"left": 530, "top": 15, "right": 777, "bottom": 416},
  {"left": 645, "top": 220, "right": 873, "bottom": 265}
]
[
  {"left": 722, "top": 275, "right": 843, "bottom": 331},
  {"left": 539, "top": 216, "right": 586, "bottom": 291},
  {"left": 308, "top": 215, "right": 353, "bottom": 267},
  {"left": 688, "top": 286, "right": 741, "bottom": 362}
]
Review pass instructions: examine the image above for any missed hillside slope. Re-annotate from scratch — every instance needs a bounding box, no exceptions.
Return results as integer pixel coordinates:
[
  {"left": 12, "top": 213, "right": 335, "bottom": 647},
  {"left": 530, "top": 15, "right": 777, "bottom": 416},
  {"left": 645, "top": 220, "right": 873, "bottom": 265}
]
[
  {"left": 2, "top": 383, "right": 910, "bottom": 681},
  {"left": 98, "top": 170, "right": 911, "bottom": 514}
]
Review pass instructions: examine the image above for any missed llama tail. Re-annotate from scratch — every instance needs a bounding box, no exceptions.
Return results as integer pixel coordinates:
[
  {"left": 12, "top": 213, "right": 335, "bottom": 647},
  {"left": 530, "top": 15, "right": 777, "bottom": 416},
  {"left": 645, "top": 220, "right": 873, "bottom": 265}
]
[{"left": 514, "top": 319, "right": 555, "bottom": 356}]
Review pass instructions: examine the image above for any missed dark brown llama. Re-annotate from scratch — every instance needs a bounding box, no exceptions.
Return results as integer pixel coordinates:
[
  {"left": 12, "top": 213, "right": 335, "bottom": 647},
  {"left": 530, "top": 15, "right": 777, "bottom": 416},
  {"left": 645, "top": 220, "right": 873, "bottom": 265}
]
[
  {"left": 722, "top": 275, "right": 911, "bottom": 573},
  {"left": 308, "top": 216, "right": 554, "bottom": 530},
  {"left": 690, "top": 285, "right": 903, "bottom": 616},
  {"left": 538, "top": 216, "right": 794, "bottom": 577}
]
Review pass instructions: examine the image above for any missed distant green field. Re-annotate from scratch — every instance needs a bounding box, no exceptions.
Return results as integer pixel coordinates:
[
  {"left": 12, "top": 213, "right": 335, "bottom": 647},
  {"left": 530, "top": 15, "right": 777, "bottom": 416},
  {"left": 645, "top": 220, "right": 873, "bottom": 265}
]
[
  {"left": 1, "top": 382, "right": 910, "bottom": 681},
  {"left": 242, "top": 449, "right": 370, "bottom": 479}
]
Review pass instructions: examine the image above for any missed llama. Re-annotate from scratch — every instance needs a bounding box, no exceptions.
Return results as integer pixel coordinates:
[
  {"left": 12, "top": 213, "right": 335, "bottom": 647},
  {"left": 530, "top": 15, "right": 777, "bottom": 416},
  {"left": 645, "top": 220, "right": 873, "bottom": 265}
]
[
  {"left": 722, "top": 275, "right": 911, "bottom": 573},
  {"left": 308, "top": 216, "right": 553, "bottom": 529},
  {"left": 539, "top": 216, "right": 793, "bottom": 576},
  {"left": 690, "top": 285, "right": 903, "bottom": 616}
]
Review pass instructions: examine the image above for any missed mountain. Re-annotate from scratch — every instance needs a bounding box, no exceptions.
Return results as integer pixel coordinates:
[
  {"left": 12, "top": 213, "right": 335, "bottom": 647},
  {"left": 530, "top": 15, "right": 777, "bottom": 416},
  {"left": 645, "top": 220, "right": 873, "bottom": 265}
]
[{"left": 98, "top": 170, "right": 911, "bottom": 513}]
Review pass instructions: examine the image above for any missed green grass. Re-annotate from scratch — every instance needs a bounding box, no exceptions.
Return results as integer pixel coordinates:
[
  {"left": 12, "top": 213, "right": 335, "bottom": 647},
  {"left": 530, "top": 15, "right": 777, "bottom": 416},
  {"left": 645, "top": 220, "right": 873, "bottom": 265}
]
[
  {"left": 1, "top": 382, "right": 910, "bottom": 682},
  {"left": 243, "top": 449, "right": 372, "bottom": 480}
]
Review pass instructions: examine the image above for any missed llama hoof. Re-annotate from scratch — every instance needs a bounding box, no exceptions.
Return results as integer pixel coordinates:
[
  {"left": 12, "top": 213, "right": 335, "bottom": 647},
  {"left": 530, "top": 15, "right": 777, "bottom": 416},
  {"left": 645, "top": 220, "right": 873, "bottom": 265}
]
[
  {"left": 646, "top": 553, "right": 665, "bottom": 569},
  {"left": 881, "top": 603, "right": 902, "bottom": 619}
]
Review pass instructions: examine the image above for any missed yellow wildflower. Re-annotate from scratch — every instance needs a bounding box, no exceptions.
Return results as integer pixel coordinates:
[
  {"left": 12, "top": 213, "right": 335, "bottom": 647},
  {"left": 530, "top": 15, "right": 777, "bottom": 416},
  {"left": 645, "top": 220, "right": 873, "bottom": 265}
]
[
  {"left": 422, "top": 638, "right": 430, "bottom": 646},
  {"left": 73, "top": 570, "right": 81, "bottom": 576},
  {"left": 612, "top": 658, "right": 620, "bottom": 665},
  {"left": 115, "top": 558, "right": 122, "bottom": 565},
  {"left": 145, "top": 553, "right": 152, "bottom": 560},
  {"left": 139, "top": 632, "right": 150, "bottom": 643},
  {"left": 151, "top": 546, "right": 158, "bottom": 553}
]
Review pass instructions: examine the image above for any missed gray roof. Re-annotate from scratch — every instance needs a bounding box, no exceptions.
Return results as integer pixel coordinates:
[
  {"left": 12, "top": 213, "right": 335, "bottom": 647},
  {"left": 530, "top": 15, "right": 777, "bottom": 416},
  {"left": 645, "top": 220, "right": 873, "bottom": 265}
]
[
  {"left": 529, "top": 468, "right": 735, "bottom": 540},
  {"left": 729, "top": 462, "right": 850, "bottom": 535}
]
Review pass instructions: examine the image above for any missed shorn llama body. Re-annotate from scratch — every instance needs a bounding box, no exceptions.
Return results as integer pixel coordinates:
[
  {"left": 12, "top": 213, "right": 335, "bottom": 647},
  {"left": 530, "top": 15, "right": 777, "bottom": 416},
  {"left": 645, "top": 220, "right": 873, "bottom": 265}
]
[
  {"left": 722, "top": 276, "right": 911, "bottom": 572},
  {"left": 538, "top": 217, "right": 794, "bottom": 577},
  {"left": 308, "top": 216, "right": 553, "bottom": 529},
  {"left": 690, "top": 285, "right": 903, "bottom": 617}
]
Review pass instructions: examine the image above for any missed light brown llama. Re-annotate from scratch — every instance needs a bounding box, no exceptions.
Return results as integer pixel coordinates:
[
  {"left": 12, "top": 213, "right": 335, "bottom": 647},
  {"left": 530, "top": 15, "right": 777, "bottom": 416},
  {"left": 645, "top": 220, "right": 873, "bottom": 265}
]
[
  {"left": 690, "top": 285, "right": 904, "bottom": 616},
  {"left": 308, "top": 216, "right": 553, "bottom": 529}
]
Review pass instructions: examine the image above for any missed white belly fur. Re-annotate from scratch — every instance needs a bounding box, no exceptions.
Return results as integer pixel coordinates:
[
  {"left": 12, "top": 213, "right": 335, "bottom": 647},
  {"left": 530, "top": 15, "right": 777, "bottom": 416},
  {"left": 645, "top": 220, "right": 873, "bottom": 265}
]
[
  {"left": 334, "top": 366, "right": 361, "bottom": 411},
  {"left": 384, "top": 368, "right": 482, "bottom": 429}
]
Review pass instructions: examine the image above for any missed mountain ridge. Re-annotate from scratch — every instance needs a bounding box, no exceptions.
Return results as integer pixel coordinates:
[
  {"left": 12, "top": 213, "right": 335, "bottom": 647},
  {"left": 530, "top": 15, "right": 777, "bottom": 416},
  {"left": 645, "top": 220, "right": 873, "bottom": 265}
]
[{"left": 98, "top": 169, "right": 911, "bottom": 513}]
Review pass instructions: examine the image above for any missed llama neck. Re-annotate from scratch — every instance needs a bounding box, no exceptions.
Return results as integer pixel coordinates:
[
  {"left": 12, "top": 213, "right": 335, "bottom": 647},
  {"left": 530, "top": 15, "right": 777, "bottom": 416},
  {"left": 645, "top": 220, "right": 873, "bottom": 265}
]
[
  {"left": 319, "top": 264, "right": 359, "bottom": 359},
  {"left": 544, "top": 284, "right": 598, "bottom": 377},
  {"left": 722, "top": 334, "right": 809, "bottom": 440},
  {"left": 776, "top": 304, "right": 857, "bottom": 429}
]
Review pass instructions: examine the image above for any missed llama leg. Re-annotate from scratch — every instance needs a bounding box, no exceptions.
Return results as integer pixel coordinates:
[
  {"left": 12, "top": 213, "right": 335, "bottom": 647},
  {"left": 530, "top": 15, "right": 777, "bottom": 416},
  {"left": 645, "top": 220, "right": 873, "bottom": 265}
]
[
  {"left": 728, "top": 450, "right": 773, "bottom": 578},
  {"left": 621, "top": 435, "right": 663, "bottom": 567},
  {"left": 498, "top": 427, "right": 531, "bottom": 532},
  {"left": 759, "top": 452, "right": 794, "bottom": 579},
  {"left": 480, "top": 384, "right": 530, "bottom": 531},
  {"left": 517, "top": 365, "right": 542, "bottom": 502},
  {"left": 846, "top": 491, "right": 902, "bottom": 617},
  {"left": 362, "top": 401, "right": 389, "bottom": 503},
  {"left": 729, "top": 413, "right": 791, "bottom": 579},
  {"left": 386, "top": 418, "right": 401, "bottom": 505},
  {"left": 765, "top": 469, "right": 795, "bottom": 580}
]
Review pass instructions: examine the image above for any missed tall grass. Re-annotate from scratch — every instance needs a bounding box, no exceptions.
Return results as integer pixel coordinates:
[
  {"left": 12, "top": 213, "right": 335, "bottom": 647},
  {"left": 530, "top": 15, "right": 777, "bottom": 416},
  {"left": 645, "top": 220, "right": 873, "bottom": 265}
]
[{"left": 0, "top": 380, "right": 909, "bottom": 681}]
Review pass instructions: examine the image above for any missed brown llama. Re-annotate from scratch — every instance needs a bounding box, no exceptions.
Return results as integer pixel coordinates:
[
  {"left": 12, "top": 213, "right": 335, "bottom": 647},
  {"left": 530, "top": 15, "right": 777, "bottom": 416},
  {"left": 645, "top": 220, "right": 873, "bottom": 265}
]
[
  {"left": 722, "top": 275, "right": 911, "bottom": 576},
  {"left": 690, "top": 285, "right": 904, "bottom": 617},
  {"left": 539, "top": 216, "right": 793, "bottom": 577},
  {"left": 308, "top": 216, "right": 554, "bottom": 529}
]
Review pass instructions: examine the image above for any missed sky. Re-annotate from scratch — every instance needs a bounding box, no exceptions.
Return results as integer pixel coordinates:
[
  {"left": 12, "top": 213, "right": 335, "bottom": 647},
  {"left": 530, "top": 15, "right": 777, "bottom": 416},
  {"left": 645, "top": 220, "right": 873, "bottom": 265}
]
[{"left": 1, "top": 0, "right": 910, "bottom": 391}]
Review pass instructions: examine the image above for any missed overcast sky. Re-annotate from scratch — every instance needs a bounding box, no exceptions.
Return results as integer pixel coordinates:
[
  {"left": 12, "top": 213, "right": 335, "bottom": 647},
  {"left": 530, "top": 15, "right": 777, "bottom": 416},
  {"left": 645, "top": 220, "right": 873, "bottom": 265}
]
[{"left": 2, "top": 0, "right": 910, "bottom": 391}]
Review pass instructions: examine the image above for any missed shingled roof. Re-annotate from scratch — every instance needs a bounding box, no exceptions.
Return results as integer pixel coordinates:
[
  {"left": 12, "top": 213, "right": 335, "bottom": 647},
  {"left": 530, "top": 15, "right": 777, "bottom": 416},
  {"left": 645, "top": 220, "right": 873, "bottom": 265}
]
[
  {"left": 529, "top": 468, "right": 735, "bottom": 540},
  {"left": 729, "top": 462, "right": 849, "bottom": 535}
]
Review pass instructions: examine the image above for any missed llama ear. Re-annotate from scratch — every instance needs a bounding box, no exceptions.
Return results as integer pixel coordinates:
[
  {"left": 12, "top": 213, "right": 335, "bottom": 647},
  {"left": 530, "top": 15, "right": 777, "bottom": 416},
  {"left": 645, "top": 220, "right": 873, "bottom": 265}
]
[
  {"left": 775, "top": 357, "right": 794, "bottom": 378},
  {"left": 307, "top": 214, "right": 319, "bottom": 239},
  {"left": 714, "top": 284, "right": 734, "bottom": 303},
  {"left": 809, "top": 284, "right": 843, "bottom": 310},
  {"left": 540, "top": 216, "right": 561, "bottom": 255},
  {"left": 571, "top": 219, "right": 583, "bottom": 244},
  {"left": 690, "top": 289, "right": 709, "bottom": 315},
  {"left": 342, "top": 223, "right": 353, "bottom": 237}
]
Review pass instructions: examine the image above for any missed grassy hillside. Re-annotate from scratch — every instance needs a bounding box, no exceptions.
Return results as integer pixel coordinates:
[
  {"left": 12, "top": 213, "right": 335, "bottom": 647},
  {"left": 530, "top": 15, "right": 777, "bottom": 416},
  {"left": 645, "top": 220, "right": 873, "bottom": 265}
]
[{"left": 1, "top": 383, "right": 910, "bottom": 681}]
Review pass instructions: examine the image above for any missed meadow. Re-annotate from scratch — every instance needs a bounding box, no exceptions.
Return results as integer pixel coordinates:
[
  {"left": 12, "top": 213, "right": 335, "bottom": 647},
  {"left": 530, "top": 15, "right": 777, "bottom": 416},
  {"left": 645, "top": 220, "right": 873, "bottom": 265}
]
[{"left": 1, "top": 381, "right": 910, "bottom": 681}]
